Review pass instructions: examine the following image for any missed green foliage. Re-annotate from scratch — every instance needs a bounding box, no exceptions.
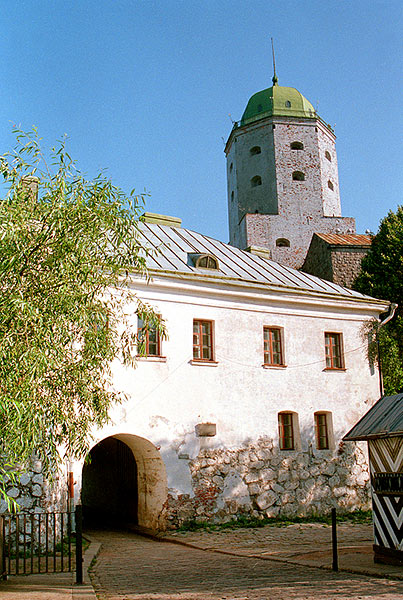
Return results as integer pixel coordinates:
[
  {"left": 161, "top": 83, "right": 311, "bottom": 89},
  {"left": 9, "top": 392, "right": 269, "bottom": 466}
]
[
  {"left": 176, "top": 510, "right": 373, "bottom": 532},
  {"left": 0, "top": 127, "right": 165, "bottom": 505},
  {"left": 353, "top": 206, "right": 403, "bottom": 395}
]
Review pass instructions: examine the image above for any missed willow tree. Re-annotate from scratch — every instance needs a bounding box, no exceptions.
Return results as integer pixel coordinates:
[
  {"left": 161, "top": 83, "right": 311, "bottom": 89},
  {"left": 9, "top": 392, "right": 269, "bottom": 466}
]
[{"left": 0, "top": 128, "right": 164, "bottom": 508}]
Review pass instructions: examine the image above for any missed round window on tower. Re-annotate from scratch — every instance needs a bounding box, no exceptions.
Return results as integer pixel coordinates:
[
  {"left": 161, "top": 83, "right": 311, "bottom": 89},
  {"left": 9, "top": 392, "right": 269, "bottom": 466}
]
[
  {"left": 292, "top": 171, "right": 305, "bottom": 182},
  {"left": 250, "top": 146, "right": 261, "bottom": 156},
  {"left": 251, "top": 175, "right": 262, "bottom": 187}
]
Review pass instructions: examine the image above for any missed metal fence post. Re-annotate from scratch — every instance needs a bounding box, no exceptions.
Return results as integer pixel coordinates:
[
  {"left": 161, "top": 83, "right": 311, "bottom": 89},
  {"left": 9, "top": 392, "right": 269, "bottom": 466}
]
[
  {"left": 75, "top": 505, "right": 83, "bottom": 584},
  {"left": 0, "top": 515, "right": 6, "bottom": 580},
  {"left": 331, "top": 507, "right": 338, "bottom": 571}
]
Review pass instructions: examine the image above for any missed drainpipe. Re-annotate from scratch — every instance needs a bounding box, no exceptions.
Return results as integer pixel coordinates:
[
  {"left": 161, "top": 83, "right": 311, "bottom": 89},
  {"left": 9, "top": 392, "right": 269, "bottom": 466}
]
[{"left": 377, "top": 303, "right": 398, "bottom": 397}]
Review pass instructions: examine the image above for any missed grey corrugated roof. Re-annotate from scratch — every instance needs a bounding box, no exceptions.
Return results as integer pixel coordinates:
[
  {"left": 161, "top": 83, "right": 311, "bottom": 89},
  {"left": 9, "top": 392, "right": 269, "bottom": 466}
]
[
  {"left": 136, "top": 222, "right": 379, "bottom": 301},
  {"left": 343, "top": 394, "right": 403, "bottom": 441}
]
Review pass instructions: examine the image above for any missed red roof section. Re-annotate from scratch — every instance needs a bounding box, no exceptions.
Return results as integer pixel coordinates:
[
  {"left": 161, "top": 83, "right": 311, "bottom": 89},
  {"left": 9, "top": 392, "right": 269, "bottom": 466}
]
[{"left": 314, "top": 233, "right": 372, "bottom": 246}]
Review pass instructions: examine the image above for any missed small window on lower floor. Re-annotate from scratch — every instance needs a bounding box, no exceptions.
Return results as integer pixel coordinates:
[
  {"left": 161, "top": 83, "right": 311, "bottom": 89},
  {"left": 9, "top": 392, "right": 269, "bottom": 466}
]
[
  {"left": 278, "top": 412, "right": 300, "bottom": 450},
  {"left": 314, "top": 412, "right": 334, "bottom": 449}
]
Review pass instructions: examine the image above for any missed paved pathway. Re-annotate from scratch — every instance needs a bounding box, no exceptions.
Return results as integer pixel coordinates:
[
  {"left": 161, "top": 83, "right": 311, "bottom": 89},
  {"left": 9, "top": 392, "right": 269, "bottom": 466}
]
[{"left": 89, "top": 530, "right": 403, "bottom": 600}]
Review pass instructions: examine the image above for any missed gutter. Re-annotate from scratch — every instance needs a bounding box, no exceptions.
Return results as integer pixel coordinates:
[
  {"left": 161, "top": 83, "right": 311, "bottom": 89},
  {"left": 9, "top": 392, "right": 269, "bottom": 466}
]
[{"left": 377, "top": 303, "right": 398, "bottom": 396}]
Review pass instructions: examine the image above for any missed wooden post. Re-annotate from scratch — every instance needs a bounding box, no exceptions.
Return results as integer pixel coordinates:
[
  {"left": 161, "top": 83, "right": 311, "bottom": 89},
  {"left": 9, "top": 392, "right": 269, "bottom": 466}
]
[
  {"left": 75, "top": 505, "right": 83, "bottom": 584},
  {"left": 331, "top": 508, "right": 338, "bottom": 571}
]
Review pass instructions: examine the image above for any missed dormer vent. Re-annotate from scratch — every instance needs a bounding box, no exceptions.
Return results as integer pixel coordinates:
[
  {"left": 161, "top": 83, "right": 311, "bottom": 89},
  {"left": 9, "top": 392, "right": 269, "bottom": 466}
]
[{"left": 188, "top": 253, "right": 219, "bottom": 270}]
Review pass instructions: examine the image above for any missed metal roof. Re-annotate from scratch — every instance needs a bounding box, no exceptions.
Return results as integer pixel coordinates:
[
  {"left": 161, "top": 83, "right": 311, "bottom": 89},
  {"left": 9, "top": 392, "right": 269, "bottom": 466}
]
[
  {"left": 315, "top": 233, "right": 372, "bottom": 246},
  {"left": 343, "top": 394, "right": 403, "bottom": 441},
  {"left": 240, "top": 85, "right": 316, "bottom": 126},
  {"left": 136, "top": 221, "right": 378, "bottom": 301}
]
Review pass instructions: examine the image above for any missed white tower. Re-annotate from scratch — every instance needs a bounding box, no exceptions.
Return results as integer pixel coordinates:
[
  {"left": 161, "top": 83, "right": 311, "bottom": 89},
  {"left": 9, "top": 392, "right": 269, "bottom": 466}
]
[{"left": 225, "top": 76, "right": 355, "bottom": 269}]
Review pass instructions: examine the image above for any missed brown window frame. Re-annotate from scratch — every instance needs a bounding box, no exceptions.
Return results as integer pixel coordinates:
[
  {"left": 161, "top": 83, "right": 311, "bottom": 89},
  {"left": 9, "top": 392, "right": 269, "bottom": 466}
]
[
  {"left": 315, "top": 412, "right": 330, "bottom": 449},
  {"left": 263, "top": 327, "right": 284, "bottom": 366},
  {"left": 193, "top": 320, "right": 214, "bottom": 362},
  {"left": 278, "top": 412, "right": 295, "bottom": 450},
  {"left": 137, "top": 317, "right": 162, "bottom": 357},
  {"left": 325, "top": 332, "right": 344, "bottom": 369}
]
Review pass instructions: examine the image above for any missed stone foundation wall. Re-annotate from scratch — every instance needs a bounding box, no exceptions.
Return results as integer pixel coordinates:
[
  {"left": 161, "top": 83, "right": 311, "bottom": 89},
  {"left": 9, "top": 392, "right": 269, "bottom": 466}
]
[
  {"left": 165, "top": 438, "right": 370, "bottom": 528},
  {"left": 0, "top": 459, "right": 67, "bottom": 515}
]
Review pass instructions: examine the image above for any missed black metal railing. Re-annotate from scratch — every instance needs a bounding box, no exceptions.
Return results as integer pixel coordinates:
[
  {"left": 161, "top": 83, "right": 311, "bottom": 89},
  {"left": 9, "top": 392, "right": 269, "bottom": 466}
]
[{"left": 1, "top": 510, "right": 78, "bottom": 577}]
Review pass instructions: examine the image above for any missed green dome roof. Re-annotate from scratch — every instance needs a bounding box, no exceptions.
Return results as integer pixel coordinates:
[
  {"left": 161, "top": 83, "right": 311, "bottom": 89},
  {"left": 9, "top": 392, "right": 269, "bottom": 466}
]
[{"left": 241, "top": 85, "right": 316, "bottom": 125}]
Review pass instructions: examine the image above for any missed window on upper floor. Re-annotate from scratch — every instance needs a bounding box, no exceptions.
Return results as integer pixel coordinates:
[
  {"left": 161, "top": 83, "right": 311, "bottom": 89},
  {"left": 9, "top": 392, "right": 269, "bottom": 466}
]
[
  {"left": 292, "top": 171, "right": 305, "bottom": 181},
  {"left": 230, "top": 162, "right": 233, "bottom": 172},
  {"left": 250, "top": 146, "right": 261, "bottom": 156},
  {"left": 276, "top": 238, "right": 290, "bottom": 248},
  {"left": 251, "top": 175, "right": 262, "bottom": 187},
  {"left": 263, "top": 327, "right": 285, "bottom": 366},
  {"left": 231, "top": 191, "right": 234, "bottom": 202},
  {"left": 137, "top": 316, "right": 162, "bottom": 357},
  {"left": 278, "top": 412, "right": 299, "bottom": 450},
  {"left": 193, "top": 320, "right": 214, "bottom": 362},
  {"left": 324, "top": 332, "right": 344, "bottom": 370},
  {"left": 325, "top": 151, "right": 331, "bottom": 161},
  {"left": 290, "top": 141, "right": 304, "bottom": 150},
  {"left": 328, "top": 180, "right": 334, "bottom": 191},
  {"left": 314, "top": 412, "right": 334, "bottom": 450}
]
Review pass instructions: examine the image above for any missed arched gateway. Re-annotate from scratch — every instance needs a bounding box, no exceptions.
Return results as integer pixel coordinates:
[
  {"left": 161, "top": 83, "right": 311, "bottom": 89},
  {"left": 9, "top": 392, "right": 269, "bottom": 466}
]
[{"left": 81, "top": 433, "right": 167, "bottom": 532}]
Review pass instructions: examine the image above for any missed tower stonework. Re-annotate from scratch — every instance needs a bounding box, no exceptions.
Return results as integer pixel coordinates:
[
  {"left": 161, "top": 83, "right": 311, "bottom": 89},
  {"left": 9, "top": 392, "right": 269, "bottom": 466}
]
[{"left": 225, "top": 82, "right": 356, "bottom": 269}]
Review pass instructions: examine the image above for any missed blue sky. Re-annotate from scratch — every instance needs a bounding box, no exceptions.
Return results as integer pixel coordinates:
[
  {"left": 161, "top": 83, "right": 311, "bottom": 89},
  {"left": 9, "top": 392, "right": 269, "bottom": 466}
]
[{"left": 1, "top": 0, "right": 402, "bottom": 241}]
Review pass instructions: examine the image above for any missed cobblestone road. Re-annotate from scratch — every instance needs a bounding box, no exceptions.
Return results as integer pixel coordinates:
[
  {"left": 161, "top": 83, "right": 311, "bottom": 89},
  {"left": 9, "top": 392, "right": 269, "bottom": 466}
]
[{"left": 89, "top": 530, "right": 403, "bottom": 600}]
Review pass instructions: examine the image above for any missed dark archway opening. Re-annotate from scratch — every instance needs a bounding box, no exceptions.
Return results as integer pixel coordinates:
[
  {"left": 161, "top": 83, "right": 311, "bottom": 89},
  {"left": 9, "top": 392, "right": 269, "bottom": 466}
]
[{"left": 82, "top": 437, "right": 138, "bottom": 528}]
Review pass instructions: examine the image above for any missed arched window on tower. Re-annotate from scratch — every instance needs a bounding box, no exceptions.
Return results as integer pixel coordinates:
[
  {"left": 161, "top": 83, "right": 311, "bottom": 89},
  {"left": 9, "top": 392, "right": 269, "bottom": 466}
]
[
  {"left": 292, "top": 171, "right": 305, "bottom": 181},
  {"left": 325, "top": 151, "right": 331, "bottom": 161},
  {"left": 285, "top": 100, "right": 292, "bottom": 108},
  {"left": 251, "top": 175, "right": 262, "bottom": 187},
  {"left": 231, "top": 191, "right": 234, "bottom": 202},
  {"left": 328, "top": 180, "right": 334, "bottom": 191},
  {"left": 276, "top": 238, "right": 290, "bottom": 248},
  {"left": 250, "top": 146, "right": 261, "bottom": 156},
  {"left": 229, "top": 162, "right": 233, "bottom": 172},
  {"left": 290, "top": 141, "right": 304, "bottom": 150}
]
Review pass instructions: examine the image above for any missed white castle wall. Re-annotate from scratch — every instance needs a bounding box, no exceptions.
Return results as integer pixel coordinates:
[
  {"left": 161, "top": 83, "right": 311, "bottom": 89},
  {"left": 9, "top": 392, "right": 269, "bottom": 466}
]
[{"left": 67, "top": 274, "right": 384, "bottom": 528}]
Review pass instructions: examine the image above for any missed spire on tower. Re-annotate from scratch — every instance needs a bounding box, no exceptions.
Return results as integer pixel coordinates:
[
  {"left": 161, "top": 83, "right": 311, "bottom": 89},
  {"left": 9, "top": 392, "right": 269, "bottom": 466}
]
[{"left": 271, "top": 38, "right": 278, "bottom": 86}]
